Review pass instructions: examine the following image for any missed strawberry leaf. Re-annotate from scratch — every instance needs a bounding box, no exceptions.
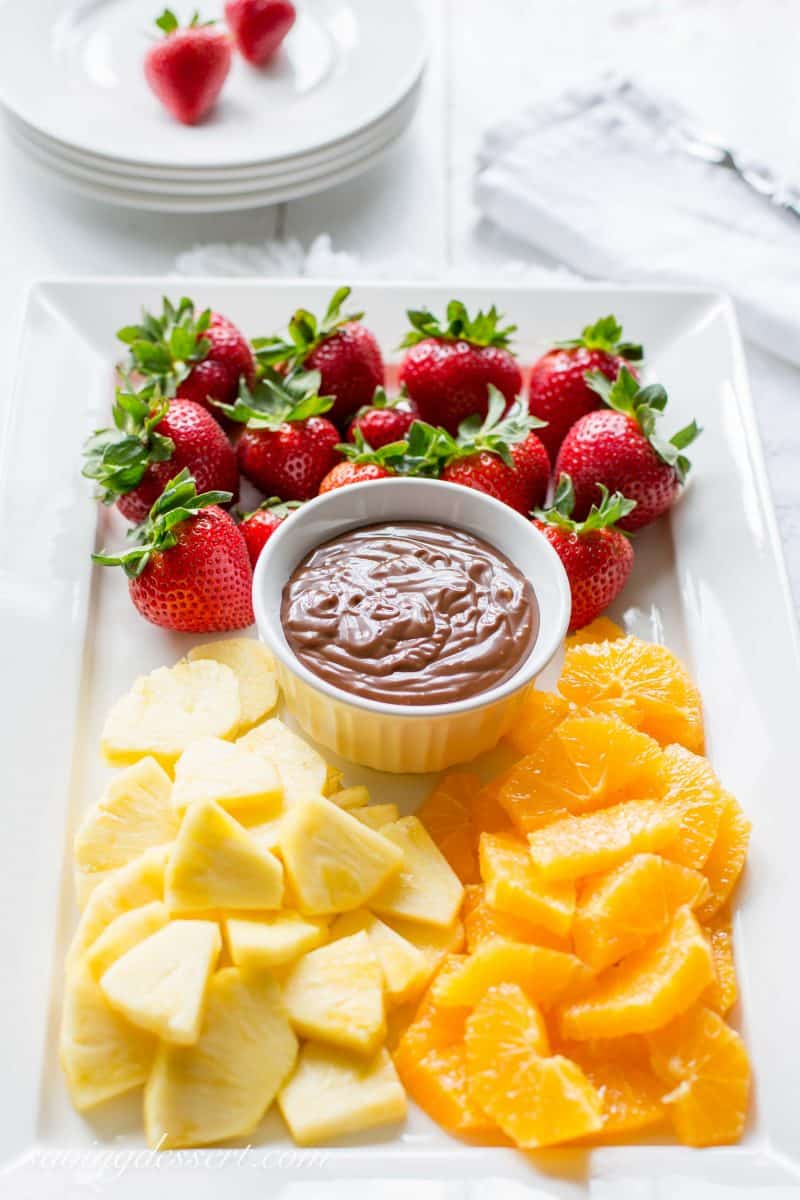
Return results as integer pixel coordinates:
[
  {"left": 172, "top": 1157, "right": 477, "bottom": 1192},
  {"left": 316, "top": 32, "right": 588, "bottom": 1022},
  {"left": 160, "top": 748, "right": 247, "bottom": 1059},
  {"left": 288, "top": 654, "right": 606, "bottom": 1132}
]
[
  {"left": 82, "top": 382, "right": 175, "bottom": 504},
  {"left": 252, "top": 286, "right": 364, "bottom": 368},
  {"left": 240, "top": 497, "right": 302, "bottom": 522},
  {"left": 399, "top": 301, "right": 517, "bottom": 350},
  {"left": 586, "top": 367, "right": 700, "bottom": 479},
  {"left": 558, "top": 314, "right": 643, "bottom": 361},
  {"left": 117, "top": 296, "right": 214, "bottom": 393},
  {"left": 155, "top": 8, "right": 180, "bottom": 34},
  {"left": 215, "top": 367, "right": 334, "bottom": 428},
  {"left": 445, "top": 387, "right": 545, "bottom": 469},
  {"left": 534, "top": 473, "right": 636, "bottom": 534}
]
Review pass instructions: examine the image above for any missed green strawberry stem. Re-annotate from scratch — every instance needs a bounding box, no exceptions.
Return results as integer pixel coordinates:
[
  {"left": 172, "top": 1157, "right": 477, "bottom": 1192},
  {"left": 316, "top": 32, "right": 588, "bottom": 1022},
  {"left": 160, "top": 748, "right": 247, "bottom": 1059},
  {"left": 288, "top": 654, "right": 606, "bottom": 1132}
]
[
  {"left": 252, "top": 286, "right": 364, "bottom": 368},
  {"left": 214, "top": 367, "right": 334, "bottom": 428},
  {"left": 116, "top": 296, "right": 212, "bottom": 393},
  {"left": 92, "top": 468, "right": 232, "bottom": 579},
  {"left": 585, "top": 367, "right": 701, "bottom": 483},
  {"left": 240, "top": 497, "right": 303, "bottom": 522},
  {"left": 400, "top": 300, "right": 517, "bottom": 350},
  {"left": 557, "top": 314, "right": 643, "bottom": 361},
  {"left": 534, "top": 473, "right": 636, "bottom": 534},
  {"left": 82, "top": 381, "right": 174, "bottom": 504},
  {"left": 428, "top": 387, "right": 546, "bottom": 469},
  {"left": 154, "top": 9, "right": 216, "bottom": 34}
]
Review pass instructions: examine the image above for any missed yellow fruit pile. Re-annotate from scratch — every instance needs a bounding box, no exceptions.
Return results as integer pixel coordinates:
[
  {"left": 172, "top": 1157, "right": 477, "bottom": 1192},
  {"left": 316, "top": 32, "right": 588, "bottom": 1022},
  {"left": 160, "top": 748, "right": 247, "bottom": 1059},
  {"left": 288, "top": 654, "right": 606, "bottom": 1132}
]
[
  {"left": 61, "top": 638, "right": 466, "bottom": 1148},
  {"left": 402, "top": 620, "right": 750, "bottom": 1150}
]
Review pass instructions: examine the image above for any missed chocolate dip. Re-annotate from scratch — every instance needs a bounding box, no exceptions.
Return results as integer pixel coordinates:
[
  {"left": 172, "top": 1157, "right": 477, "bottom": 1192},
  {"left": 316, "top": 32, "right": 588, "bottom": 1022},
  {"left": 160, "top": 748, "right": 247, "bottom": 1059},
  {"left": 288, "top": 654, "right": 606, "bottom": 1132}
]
[{"left": 280, "top": 522, "right": 539, "bottom": 706}]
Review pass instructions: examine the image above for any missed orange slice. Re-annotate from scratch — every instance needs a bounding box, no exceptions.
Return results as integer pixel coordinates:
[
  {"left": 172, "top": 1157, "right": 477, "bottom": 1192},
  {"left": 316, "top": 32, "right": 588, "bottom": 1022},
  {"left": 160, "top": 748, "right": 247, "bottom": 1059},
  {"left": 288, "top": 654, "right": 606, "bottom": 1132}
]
[
  {"left": 660, "top": 744, "right": 725, "bottom": 869},
  {"left": 559, "top": 1039, "right": 667, "bottom": 1136},
  {"left": 479, "top": 832, "right": 575, "bottom": 937},
  {"left": 505, "top": 689, "right": 571, "bottom": 757},
  {"left": 463, "top": 886, "right": 572, "bottom": 954},
  {"left": 702, "top": 917, "right": 738, "bottom": 1015},
  {"left": 527, "top": 798, "right": 683, "bottom": 882},
  {"left": 697, "top": 792, "right": 750, "bottom": 920},
  {"left": 398, "top": 1043, "right": 495, "bottom": 1136},
  {"left": 433, "top": 940, "right": 586, "bottom": 1010},
  {"left": 566, "top": 616, "right": 625, "bottom": 647},
  {"left": 418, "top": 772, "right": 481, "bottom": 884}
]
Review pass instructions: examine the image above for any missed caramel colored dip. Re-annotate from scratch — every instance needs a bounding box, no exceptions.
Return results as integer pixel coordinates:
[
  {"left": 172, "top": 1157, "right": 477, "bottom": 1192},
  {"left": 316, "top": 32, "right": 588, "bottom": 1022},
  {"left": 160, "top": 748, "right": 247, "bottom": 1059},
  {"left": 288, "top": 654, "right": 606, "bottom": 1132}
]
[{"left": 281, "top": 521, "right": 538, "bottom": 706}]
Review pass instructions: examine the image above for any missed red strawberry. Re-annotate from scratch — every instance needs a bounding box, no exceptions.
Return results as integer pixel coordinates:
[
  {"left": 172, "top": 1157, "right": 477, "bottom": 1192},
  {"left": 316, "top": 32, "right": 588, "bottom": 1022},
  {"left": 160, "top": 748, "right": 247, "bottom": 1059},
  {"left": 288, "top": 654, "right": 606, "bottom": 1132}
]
[
  {"left": 82, "top": 384, "right": 239, "bottom": 524},
  {"left": 225, "top": 0, "right": 295, "bottom": 64},
  {"left": 533, "top": 474, "right": 636, "bottom": 632},
  {"left": 528, "top": 315, "right": 643, "bottom": 459},
  {"left": 318, "top": 461, "right": 394, "bottom": 494},
  {"left": 438, "top": 389, "right": 550, "bottom": 515},
  {"left": 145, "top": 10, "right": 232, "bottom": 126},
  {"left": 555, "top": 368, "right": 701, "bottom": 531},
  {"left": 254, "top": 287, "right": 384, "bottom": 428},
  {"left": 398, "top": 301, "right": 522, "bottom": 435},
  {"left": 239, "top": 497, "right": 301, "bottom": 566},
  {"left": 94, "top": 470, "right": 253, "bottom": 632},
  {"left": 219, "top": 367, "right": 340, "bottom": 500},
  {"left": 346, "top": 388, "right": 417, "bottom": 450},
  {"left": 318, "top": 427, "right": 410, "bottom": 494},
  {"left": 118, "top": 298, "right": 255, "bottom": 422}
]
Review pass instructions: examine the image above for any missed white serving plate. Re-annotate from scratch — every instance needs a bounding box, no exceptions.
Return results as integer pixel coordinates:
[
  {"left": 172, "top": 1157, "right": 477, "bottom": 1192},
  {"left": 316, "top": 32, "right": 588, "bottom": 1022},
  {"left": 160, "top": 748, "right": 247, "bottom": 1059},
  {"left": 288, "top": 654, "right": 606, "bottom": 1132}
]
[{"left": 1, "top": 280, "right": 798, "bottom": 1197}]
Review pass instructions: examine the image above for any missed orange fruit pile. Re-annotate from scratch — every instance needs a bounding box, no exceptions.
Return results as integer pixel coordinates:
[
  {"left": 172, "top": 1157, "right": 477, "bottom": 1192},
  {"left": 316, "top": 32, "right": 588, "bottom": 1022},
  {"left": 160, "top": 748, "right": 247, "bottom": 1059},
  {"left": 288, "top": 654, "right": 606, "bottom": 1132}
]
[{"left": 401, "top": 622, "right": 751, "bottom": 1151}]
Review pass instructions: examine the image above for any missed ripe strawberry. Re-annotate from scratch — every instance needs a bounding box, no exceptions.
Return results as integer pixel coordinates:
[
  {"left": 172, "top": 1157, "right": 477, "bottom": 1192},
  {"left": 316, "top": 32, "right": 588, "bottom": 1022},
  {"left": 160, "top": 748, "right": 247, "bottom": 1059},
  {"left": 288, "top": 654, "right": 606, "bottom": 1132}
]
[
  {"left": 254, "top": 287, "right": 384, "bottom": 428},
  {"left": 239, "top": 497, "right": 301, "bottom": 566},
  {"left": 219, "top": 367, "right": 340, "bottom": 500},
  {"left": 528, "top": 315, "right": 643, "bottom": 459},
  {"left": 93, "top": 470, "right": 253, "bottom": 633},
  {"left": 144, "top": 10, "right": 232, "bottom": 126},
  {"left": 555, "top": 368, "right": 701, "bottom": 531},
  {"left": 82, "top": 383, "right": 239, "bottom": 524},
  {"left": 533, "top": 474, "right": 636, "bottom": 632},
  {"left": 318, "top": 461, "right": 394, "bottom": 494},
  {"left": 346, "top": 388, "right": 417, "bottom": 450},
  {"left": 398, "top": 301, "right": 522, "bottom": 435},
  {"left": 318, "top": 427, "right": 410, "bottom": 494},
  {"left": 225, "top": 0, "right": 295, "bottom": 65},
  {"left": 437, "top": 388, "right": 550, "bottom": 515},
  {"left": 118, "top": 297, "right": 255, "bottom": 422}
]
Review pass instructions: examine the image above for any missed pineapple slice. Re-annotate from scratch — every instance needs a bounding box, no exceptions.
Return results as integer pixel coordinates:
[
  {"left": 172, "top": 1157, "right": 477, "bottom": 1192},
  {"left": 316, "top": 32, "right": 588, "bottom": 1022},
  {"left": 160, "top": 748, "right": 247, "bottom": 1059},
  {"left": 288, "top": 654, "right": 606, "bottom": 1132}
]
[
  {"left": 60, "top": 960, "right": 155, "bottom": 1111},
  {"left": 279, "top": 1045, "right": 406, "bottom": 1146},
  {"left": 382, "top": 915, "right": 465, "bottom": 979},
  {"left": 101, "top": 661, "right": 240, "bottom": 767},
  {"left": 144, "top": 967, "right": 298, "bottom": 1149},
  {"left": 330, "top": 910, "right": 429, "bottom": 1005},
  {"left": 74, "top": 757, "right": 178, "bottom": 906},
  {"left": 283, "top": 931, "right": 386, "bottom": 1054},
  {"left": 165, "top": 800, "right": 284, "bottom": 912},
  {"left": 279, "top": 796, "right": 404, "bottom": 915},
  {"left": 100, "top": 920, "right": 221, "bottom": 1045},
  {"left": 331, "top": 786, "right": 370, "bottom": 810},
  {"left": 85, "top": 902, "right": 170, "bottom": 979},
  {"left": 237, "top": 718, "right": 327, "bottom": 799},
  {"left": 224, "top": 911, "right": 329, "bottom": 969},
  {"left": 68, "top": 845, "right": 170, "bottom": 969},
  {"left": 171, "top": 737, "right": 283, "bottom": 815},
  {"left": 323, "top": 766, "right": 345, "bottom": 796},
  {"left": 354, "top": 804, "right": 400, "bottom": 830},
  {"left": 371, "top": 817, "right": 464, "bottom": 928},
  {"left": 187, "top": 637, "right": 278, "bottom": 731}
]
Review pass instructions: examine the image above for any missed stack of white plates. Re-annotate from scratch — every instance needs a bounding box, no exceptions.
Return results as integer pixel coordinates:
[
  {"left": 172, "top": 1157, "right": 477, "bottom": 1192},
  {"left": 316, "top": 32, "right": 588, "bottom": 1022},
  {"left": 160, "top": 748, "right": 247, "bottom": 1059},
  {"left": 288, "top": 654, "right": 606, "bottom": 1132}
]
[{"left": 0, "top": 0, "right": 427, "bottom": 212}]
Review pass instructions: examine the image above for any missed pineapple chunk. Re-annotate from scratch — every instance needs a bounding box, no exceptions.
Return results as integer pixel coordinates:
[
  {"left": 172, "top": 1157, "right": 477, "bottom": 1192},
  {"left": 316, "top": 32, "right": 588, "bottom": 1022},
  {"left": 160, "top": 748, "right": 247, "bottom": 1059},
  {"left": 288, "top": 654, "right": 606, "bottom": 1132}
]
[
  {"left": 85, "top": 902, "right": 170, "bottom": 979},
  {"left": 144, "top": 967, "right": 297, "bottom": 1149},
  {"left": 100, "top": 920, "right": 221, "bottom": 1045},
  {"left": 187, "top": 637, "right": 278, "bottom": 731},
  {"left": 279, "top": 796, "right": 404, "bottom": 915},
  {"left": 68, "top": 845, "right": 170, "bottom": 969},
  {"left": 238, "top": 718, "right": 327, "bottom": 799},
  {"left": 101, "top": 661, "right": 240, "bottom": 767},
  {"left": 279, "top": 1045, "right": 406, "bottom": 1146},
  {"left": 354, "top": 804, "right": 400, "bottom": 830},
  {"left": 224, "top": 911, "right": 328, "bottom": 968},
  {"left": 171, "top": 737, "right": 283, "bottom": 815},
  {"left": 283, "top": 931, "right": 386, "bottom": 1054},
  {"left": 60, "top": 960, "right": 155, "bottom": 1111},
  {"left": 74, "top": 758, "right": 178, "bottom": 906},
  {"left": 331, "top": 786, "right": 370, "bottom": 810},
  {"left": 166, "top": 800, "right": 284, "bottom": 912},
  {"left": 382, "top": 915, "right": 465, "bottom": 978},
  {"left": 323, "top": 766, "right": 345, "bottom": 796},
  {"left": 244, "top": 811, "right": 287, "bottom": 855},
  {"left": 330, "top": 910, "right": 429, "bottom": 1004},
  {"left": 371, "top": 817, "right": 464, "bottom": 928}
]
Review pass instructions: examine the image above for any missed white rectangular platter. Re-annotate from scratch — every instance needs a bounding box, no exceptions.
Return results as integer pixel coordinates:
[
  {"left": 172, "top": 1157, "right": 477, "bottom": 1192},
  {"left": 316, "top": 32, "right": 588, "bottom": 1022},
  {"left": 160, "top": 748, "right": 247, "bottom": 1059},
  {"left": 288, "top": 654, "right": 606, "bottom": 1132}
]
[{"left": 1, "top": 280, "right": 799, "bottom": 1198}]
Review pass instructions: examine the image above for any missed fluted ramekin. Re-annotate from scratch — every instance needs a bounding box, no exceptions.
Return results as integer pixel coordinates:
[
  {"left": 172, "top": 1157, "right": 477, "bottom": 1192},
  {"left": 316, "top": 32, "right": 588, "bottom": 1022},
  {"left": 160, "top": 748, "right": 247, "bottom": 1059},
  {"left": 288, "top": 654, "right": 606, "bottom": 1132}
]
[{"left": 252, "top": 479, "right": 570, "bottom": 774}]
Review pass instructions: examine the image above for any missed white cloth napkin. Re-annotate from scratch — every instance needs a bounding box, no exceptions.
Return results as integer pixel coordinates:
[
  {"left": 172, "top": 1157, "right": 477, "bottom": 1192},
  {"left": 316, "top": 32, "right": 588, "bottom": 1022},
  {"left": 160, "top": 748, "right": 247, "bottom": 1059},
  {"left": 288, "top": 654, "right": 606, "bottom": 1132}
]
[{"left": 475, "top": 76, "right": 800, "bottom": 366}]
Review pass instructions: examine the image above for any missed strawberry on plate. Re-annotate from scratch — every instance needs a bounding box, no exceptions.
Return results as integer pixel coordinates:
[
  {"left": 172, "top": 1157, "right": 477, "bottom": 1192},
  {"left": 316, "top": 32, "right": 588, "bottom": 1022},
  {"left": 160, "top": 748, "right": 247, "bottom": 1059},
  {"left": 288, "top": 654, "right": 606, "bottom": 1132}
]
[
  {"left": 533, "top": 474, "right": 636, "bottom": 632},
  {"left": 239, "top": 497, "right": 301, "bottom": 566},
  {"left": 555, "top": 367, "right": 701, "bottom": 531},
  {"left": 398, "top": 300, "right": 522, "bottom": 435},
  {"left": 253, "top": 287, "right": 384, "bottom": 428},
  {"left": 346, "top": 387, "right": 417, "bottom": 450},
  {"left": 82, "top": 382, "right": 239, "bottom": 525},
  {"left": 527, "top": 315, "right": 643, "bottom": 460},
  {"left": 117, "top": 297, "right": 255, "bottom": 421},
  {"left": 225, "top": 0, "right": 296, "bottom": 65},
  {"left": 145, "top": 10, "right": 232, "bottom": 126},
  {"left": 318, "top": 426, "right": 412, "bottom": 494},
  {"left": 93, "top": 470, "right": 253, "bottom": 633},
  {"left": 218, "top": 367, "right": 340, "bottom": 500},
  {"left": 437, "top": 388, "right": 550, "bottom": 515}
]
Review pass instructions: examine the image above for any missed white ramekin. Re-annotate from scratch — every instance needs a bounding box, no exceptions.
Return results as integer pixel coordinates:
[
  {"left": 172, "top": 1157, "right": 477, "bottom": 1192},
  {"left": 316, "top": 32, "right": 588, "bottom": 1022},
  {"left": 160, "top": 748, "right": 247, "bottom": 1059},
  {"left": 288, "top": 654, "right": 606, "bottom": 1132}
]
[{"left": 252, "top": 479, "right": 570, "bottom": 774}]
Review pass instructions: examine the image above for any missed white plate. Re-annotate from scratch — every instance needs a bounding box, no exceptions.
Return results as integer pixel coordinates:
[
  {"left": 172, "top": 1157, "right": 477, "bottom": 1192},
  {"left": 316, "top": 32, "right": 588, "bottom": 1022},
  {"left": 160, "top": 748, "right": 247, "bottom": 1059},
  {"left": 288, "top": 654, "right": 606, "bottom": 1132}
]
[
  {"left": 0, "top": 0, "right": 427, "bottom": 170},
  {"left": 1, "top": 280, "right": 798, "bottom": 1196}
]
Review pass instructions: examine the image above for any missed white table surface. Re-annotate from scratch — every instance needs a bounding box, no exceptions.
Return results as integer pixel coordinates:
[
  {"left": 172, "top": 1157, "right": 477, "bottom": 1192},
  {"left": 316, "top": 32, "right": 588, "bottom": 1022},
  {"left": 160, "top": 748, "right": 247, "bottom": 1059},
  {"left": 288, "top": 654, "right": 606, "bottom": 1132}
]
[{"left": 1, "top": 0, "right": 798, "bottom": 603}]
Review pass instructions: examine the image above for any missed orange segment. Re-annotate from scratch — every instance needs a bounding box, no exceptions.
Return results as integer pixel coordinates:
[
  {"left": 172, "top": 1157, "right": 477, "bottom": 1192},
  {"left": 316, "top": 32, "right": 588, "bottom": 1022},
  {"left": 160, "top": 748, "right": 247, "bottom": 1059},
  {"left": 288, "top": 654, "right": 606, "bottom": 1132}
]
[
  {"left": 463, "top": 887, "right": 571, "bottom": 954},
  {"left": 505, "top": 689, "right": 571, "bottom": 756},
  {"left": 433, "top": 940, "right": 586, "bottom": 1010},
  {"left": 660, "top": 744, "right": 725, "bottom": 869},
  {"left": 566, "top": 616, "right": 625, "bottom": 647},
  {"left": 559, "top": 637, "right": 704, "bottom": 753},
  {"left": 697, "top": 792, "right": 750, "bottom": 920},
  {"left": 648, "top": 1005, "right": 750, "bottom": 1146},
  {"left": 471, "top": 772, "right": 516, "bottom": 838},
  {"left": 398, "top": 1044, "right": 495, "bottom": 1136},
  {"left": 560, "top": 907, "right": 715, "bottom": 1040},
  {"left": 527, "top": 798, "right": 683, "bottom": 882},
  {"left": 479, "top": 832, "right": 575, "bottom": 937},
  {"left": 418, "top": 773, "right": 481, "bottom": 884},
  {"left": 702, "top": 918, "right": 738, "bottom": 1015},
  {"left": 465, "top": 984, "right": 603, "bottom": 1148},
  {"left": 559, "top": 1039, "right": 666, "bottom": 1135}
]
